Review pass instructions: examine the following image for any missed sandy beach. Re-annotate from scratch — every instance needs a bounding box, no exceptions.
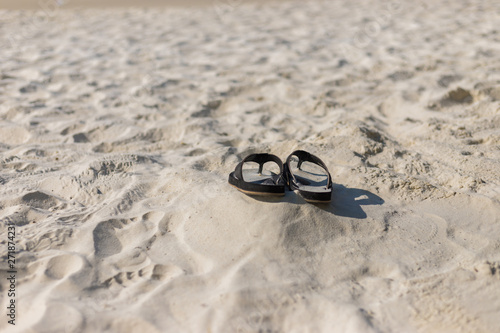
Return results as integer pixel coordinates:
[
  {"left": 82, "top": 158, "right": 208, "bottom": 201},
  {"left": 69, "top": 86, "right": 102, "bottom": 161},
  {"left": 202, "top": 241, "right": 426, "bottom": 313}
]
[
  {"left": 1, "top": 0, "right": 499, "bottom": 332},
  {"left": 0, "top": 0, "right": 280, "bottom": 10}
]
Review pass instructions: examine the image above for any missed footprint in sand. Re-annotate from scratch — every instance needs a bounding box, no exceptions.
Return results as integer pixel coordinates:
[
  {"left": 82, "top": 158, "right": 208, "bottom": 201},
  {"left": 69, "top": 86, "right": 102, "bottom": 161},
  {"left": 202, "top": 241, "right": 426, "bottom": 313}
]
[
  {"left": 429, "top": 87, "right": 475, "bottom": 109},
  {"left": 148, "top": 210, "right": 215, "bottom": 275},
  {"left": 90, "top": 211, "right": 188, "bottom": 304},
  {"left": 93, "top": 219, "right": 124, "bottom": 258},
  {"left": 22, "top": 190, "right": 61, "bottom": 210},
  {"left": 93, "top": 211, "right": 162, "bottom": 259},
  {"left": 379, "top": 210, "right": 449, "bottom": 270},
  {"left": 45, "top": 254, "right": 84, "bottom": 280},
  {"left": 104, "top": 263, "right": 183, "bottom": 289},
  {"left": 388, "top": 211, "right": 441, "bottom": 245},
  {"left": 382, "top": 209, "right": 490, "bottom": 270}
]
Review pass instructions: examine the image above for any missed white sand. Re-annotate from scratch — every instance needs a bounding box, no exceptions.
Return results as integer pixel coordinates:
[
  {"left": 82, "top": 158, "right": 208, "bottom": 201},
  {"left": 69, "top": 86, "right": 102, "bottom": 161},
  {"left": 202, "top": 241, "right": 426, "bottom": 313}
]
[{"left": 1, "top": 0, "right": 500, "bottom": 332}]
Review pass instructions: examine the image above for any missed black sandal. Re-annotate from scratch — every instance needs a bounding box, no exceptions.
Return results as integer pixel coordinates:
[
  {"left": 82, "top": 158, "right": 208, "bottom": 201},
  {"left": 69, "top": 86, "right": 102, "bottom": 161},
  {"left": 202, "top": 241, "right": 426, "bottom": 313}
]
[
  {"left": 228, "top": 153, "right": 285, "bottom": 196},
  {"left": 285, "top": 150, "right": 332, "bottom": 203}
]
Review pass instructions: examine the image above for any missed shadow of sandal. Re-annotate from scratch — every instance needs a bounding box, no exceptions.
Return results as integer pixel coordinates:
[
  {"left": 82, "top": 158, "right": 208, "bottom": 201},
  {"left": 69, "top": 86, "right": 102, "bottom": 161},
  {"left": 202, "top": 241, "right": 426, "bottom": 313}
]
[
  {"left": 237, "top": 184, "right": 383, "bottom": 220},
  {"left": 314, "top": 184, "right": 384, "bottom": 219}
]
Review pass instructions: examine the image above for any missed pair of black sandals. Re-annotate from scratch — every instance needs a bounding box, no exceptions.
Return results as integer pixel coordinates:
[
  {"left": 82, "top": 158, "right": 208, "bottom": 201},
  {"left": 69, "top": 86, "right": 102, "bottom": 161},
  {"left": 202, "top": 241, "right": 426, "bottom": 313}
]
[{"left": 228, "top": 150, "right": 332, "bottom": 203}]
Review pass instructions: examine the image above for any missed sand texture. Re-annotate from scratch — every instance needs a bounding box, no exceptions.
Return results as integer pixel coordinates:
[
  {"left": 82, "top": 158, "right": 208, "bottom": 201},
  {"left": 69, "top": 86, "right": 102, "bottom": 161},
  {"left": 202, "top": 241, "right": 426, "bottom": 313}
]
[{"left": 1, "top": 0, "right": 500, "bottom": 332}]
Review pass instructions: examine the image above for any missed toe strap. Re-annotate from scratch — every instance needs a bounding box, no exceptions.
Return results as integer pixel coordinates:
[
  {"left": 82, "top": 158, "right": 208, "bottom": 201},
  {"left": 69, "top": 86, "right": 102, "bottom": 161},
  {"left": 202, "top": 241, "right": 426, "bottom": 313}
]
[
  {"left": 234, "top": 153, "right": 284, "bottom": 183},
  {"left": 286, "top": 150, "right": 332, "bottom": 190}
]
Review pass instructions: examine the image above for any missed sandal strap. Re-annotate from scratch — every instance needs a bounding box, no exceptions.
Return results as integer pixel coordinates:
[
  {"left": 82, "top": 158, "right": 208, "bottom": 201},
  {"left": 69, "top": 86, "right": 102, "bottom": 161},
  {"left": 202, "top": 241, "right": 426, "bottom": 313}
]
[
  {"left": 234, "top": 153, "right": 284, "bottom": 184},
  {"left": 286, "top": 150, "right": 332, "bottom": 189}
]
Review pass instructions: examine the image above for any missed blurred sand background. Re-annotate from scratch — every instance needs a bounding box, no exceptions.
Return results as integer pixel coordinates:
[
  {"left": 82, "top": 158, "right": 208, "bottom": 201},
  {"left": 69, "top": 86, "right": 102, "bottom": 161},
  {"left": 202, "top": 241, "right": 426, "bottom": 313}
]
[
  {"left": 0, "top": 0, "right": 282, "bottom": 10},
  {"left": 1, "top": 0, "right": 500, "bottom": 332}
]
